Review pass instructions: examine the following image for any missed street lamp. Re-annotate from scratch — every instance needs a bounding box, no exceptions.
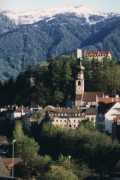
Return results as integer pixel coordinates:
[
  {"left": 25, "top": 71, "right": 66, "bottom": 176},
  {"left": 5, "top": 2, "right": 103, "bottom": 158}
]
[
  {"left": 68, "top": 155, "right": 71, "bottom": 168},
  {"left": 12, "top": 139, "right": 16, "bottom": 178},
  {"left": 68, "top": 155, "right": 71, "bottom": 160}
]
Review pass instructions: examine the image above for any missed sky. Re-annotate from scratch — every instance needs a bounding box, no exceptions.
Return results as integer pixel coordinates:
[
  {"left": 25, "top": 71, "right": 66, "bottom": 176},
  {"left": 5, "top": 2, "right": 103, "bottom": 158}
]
[{"left": 0, "top": 0, "right": 120, "bottom": 12}]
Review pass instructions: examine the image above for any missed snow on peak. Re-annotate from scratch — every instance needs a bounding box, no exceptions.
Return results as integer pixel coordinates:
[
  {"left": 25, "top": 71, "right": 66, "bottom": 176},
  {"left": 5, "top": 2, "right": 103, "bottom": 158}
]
[{"left": 0, "top": 5, "right": 118, "bottom": 25}]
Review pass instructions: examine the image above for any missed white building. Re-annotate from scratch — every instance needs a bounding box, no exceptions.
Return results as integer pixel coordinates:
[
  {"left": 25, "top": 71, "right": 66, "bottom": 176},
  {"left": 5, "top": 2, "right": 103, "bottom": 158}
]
[
  {"left": 47, "top": 107, "right": 96, "bottom": 129},
  {"left": 105, "top": 102, "right": 120, "bottom": 134},
  {"left": 76, "top": 49, "right": 112, "bottom": 61}
]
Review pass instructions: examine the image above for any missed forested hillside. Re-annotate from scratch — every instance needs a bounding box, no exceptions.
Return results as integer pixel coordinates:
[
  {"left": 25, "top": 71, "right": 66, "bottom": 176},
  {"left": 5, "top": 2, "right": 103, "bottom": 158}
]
[
  {"left": 0, "top": 11, "right": 120, "bottom": 80},
  {"left": 0, "top": 56, "right": 120, "bottom": 106}
]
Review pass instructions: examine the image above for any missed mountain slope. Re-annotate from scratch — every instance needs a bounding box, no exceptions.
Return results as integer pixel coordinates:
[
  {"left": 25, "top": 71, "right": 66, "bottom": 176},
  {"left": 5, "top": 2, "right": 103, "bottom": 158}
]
[{"left": 0, "top": 6, "right": 120, "bottom": 80}]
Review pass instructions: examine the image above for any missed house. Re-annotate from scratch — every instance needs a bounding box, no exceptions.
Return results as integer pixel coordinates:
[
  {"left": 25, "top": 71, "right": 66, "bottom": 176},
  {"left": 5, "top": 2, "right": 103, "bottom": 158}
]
[
  {"left": 47, "top": 107, "right": 85, "bottom": 129},
  {"left": 96, "top": 96, "right": 120, "bottom": 135},
  {"left": 76, "top": 49, "right": 112, "bottom": 61},
  {"left": 105, "top": 102, "right": 120, "bottom": 134},
  {"left": 83, "top": 107, "right": 96, "bottom": 126},
  {"left": 83, "top": 50, "right": 112, "bottom": 61},
  {"left": 47, "top": 106, "right": 96, "bottom": 129}
]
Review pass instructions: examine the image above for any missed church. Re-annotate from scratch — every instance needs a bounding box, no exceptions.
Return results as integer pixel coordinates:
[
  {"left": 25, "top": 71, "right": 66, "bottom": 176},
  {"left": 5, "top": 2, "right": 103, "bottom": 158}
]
[
  {"left": 75, "top": 60, "right": 104, "bottom": 107},
  {"left": 46, "top": 52, "right": 104, "bottom": 129}
]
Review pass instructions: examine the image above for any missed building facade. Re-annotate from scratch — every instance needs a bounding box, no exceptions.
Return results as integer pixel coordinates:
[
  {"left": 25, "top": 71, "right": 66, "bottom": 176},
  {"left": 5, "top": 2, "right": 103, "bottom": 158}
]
[
  {"left": 47, "top": 107, "right": 96, "bottom": 129},
  {"left": 96, "top": 96, "right": 120, "bottom": 135}
]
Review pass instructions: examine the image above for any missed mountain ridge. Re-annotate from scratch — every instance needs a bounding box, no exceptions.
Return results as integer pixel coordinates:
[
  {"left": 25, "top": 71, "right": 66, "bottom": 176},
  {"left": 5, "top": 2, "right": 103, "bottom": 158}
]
[
  {"left": 1, "top": 5, "right": 120, "bottom": 25},
  {"left": 0, "top": 6, "right": 120, "bottom": 80}
]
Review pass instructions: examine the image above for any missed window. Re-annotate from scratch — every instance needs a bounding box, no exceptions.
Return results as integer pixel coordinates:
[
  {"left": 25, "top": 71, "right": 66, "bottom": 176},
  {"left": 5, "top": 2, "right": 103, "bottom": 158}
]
[
  {"left": 64, "top": 113, "right": 67, "bottom": 117},
  {"left": 78, "top": 81, "right": 81, "bottom": 86}
]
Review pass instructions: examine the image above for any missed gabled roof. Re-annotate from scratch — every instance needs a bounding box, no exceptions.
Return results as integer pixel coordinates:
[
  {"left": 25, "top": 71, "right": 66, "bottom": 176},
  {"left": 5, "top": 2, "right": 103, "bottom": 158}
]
[
  {"left": 76, "top": 91, "right": 104, "bottom": 102},
  {"left": 105, "top": 102, "right": 120, "bottom": 117}
]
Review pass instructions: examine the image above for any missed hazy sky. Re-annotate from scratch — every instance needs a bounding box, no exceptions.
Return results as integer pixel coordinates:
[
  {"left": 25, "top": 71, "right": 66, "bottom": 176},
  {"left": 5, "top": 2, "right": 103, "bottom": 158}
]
[{"left": 0, "top": 0, "right": 120, "bottom": 12}]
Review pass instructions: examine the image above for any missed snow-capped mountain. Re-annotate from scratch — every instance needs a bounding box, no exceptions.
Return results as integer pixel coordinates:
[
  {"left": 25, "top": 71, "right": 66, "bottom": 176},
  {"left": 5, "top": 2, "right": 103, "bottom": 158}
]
[
  {"left": 1, "top": 5, "right": 118, "bottom": 25},
  {"left": 0, "top": 5, "right": 120, "bottom": 80}
]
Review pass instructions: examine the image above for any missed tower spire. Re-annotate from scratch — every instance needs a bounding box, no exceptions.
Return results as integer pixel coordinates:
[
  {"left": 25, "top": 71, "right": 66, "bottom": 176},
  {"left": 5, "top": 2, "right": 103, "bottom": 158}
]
[{"left": 75, "top": 49, "right": 85, "bottom": 107}]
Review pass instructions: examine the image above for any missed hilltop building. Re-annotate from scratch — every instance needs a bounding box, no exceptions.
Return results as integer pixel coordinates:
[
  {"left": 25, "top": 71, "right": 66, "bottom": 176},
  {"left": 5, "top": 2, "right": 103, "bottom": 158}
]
[
  {"left": 76, "top": 49, "right": 112, "bottom": 61},
  {"left": 83, "top": 50, "right": 112, "bottom": 61}
]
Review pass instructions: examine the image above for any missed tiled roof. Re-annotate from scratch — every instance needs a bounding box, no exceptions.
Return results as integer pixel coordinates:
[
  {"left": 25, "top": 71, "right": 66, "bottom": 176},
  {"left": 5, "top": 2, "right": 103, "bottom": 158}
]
[
  {"left": 47, "top": 107, "right": 81, "bottom": 113},
  {"left": 47, "top": 106, "right": 96, "bottom": 117},
  {"left": 47, "top": 107, "right": 85, "bottom": 117},
  {"left": 76, "top": 92, "right": 104, "bottom": 102},
  {"left": 98, "top": 97, "right": 120, "bottom": 104},
  {"left": 83, "top": 50, "right": 112, "bottom": 58}
]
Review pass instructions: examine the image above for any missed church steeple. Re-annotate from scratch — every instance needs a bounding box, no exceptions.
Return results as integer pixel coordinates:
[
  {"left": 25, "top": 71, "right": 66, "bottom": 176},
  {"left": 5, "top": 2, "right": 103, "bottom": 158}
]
[
  {"left": 75, "top": 61, "right": 85, "bottom": 96},
  {"left": 75, "top": 57, "right": 85, "bottom": 107}
]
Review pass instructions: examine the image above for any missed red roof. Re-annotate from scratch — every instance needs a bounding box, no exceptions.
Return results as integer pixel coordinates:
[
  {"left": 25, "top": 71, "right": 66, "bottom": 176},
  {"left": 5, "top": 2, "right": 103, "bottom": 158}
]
[
  {"left": 98, "top": 97, "right": 120, "bottom": 104},
  {"left": 76, "top": 92, "right": 104, "bottom": 102},
  {"left": 83, "top": 50, "right": 112, "bottom": 58}
]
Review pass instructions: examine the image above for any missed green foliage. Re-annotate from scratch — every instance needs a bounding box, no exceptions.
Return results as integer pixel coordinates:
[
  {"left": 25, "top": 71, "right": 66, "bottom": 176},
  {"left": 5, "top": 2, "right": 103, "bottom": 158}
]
[
  {"left": 80, "top": 120, "right": 95, "bottom": 130},
  {"left": 13, "top": 121, "right": 39, "bottom": 165},
  {"left": 13, "top": 121, "right": 24, "bottom": 141},
  {"left": 57, "top": 154, "right": 91, "bottom": 180},
  {"left": 13, "top": 120, "right": 120, "bottom": 179},
  {"left": 44, "top": 165, "right": 78, "bottom": 180},
  {"left": 39, "top": 122, "right": 120, "bottom": 178},
  {"left": 0, "top": 56, "right": 120, "bottom": 106}
]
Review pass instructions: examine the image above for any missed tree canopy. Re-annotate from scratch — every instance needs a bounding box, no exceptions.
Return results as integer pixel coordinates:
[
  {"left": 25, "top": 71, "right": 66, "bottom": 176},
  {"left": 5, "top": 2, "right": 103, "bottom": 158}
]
[{"left": 0, "top": 56, "right": 120, "bottom": 106}]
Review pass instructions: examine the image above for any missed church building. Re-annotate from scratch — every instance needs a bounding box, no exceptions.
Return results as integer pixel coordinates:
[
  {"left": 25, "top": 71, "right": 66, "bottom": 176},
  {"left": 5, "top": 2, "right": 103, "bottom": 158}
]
[
  {"left": 75, "top": 56, "right": 104, "bottom": 107},
  {"left": 46, "top": 51, "right": 102, "bottom": 129}
]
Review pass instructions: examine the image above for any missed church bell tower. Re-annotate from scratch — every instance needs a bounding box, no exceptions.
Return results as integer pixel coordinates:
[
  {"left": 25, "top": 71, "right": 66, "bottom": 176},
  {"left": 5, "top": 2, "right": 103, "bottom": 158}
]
[
  {"left": 75, "top": 62, "right": 85, "bottom": 96},
  {"left": 75, "top": 49, "right": 85, "bottom": 107}
]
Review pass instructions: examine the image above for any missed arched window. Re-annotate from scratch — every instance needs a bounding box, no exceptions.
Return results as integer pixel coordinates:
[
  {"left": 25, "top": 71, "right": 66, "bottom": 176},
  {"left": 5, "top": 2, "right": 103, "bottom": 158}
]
[{"left": 78, "top": 81, "right": 81, "bottom": 86}]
